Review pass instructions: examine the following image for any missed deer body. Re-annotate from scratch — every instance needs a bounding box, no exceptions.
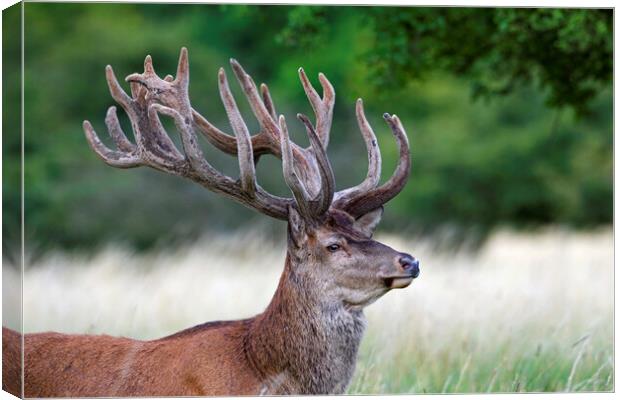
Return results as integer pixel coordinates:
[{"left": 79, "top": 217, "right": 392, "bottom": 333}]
[{"left": 3, "top": 48, "right": 419, "bottom": 397}]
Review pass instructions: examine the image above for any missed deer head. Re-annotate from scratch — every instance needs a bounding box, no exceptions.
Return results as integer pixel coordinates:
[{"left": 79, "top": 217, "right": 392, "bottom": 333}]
[{"left": 84, "top": 48, "right": 419, "bottom": 312}]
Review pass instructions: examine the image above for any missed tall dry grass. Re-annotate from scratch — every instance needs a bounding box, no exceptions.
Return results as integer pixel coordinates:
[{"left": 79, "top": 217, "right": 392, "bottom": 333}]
[{"left": 9, "top": 227, "right": 613, "bottom": 393}]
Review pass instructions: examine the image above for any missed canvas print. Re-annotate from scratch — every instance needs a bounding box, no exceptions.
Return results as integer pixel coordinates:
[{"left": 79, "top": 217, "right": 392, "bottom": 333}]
[{"left": 1, "top": 2, "right": 613, "bottom": 397}]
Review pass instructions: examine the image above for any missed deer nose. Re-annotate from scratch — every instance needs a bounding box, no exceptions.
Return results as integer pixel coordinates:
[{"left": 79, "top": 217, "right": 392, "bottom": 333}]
[{"left": 399, "top": 254, "right": 420, "bottom": 278}]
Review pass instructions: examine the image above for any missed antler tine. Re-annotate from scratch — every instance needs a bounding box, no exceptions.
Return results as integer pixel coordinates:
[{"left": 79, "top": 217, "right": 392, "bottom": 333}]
[
  {"left": 342, "top": 113, "right": 411, "bottom": 218},
  {"left": 175, "top": 47, "right": 189, "bottom": 88},
  {"left": 353, "top": 99, "right": 381, "bottom": 189},
  {"left": 298, "top": 68, "right": 335, "bottom": 149},
  {"left": 279, "top": 115, "right": 314, "bottom": 219},
  {"left": 298, "top": 68, "right": 321, "bottom": 109},
  {"left": 230, "top": 59, "right": 281, "bottom": 142},
  {"left": 105, "top": 106, "right": 136, "bottom": 153},
  {"left": 297, "top": 113, "right": 335, "bottom": 216},
  {"left": 144, "top": 55, "right": 155, "bottom": 74},
  {"left": 83, "top": 120, "right": 141, "bottom": 168},
  {"left": 105, "top": 65, "right": 133, "bottom": 112},
  {"left": 218, "top": 68, "right": 256, "bottom": 195},
  {"left": 332, "top": 98, "right": 381, "bottom": 207},
  {"left": 260, "top": 83, "right": 278, "bottom": 121}
]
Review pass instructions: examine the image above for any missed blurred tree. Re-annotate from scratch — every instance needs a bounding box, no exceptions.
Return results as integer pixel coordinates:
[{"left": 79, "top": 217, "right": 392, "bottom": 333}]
[
  {"left": 279, "top": 7, "right": 613, "bottom": 116},
  {"left": 3, "top": 4, "right": 21, "bottom": 262}
]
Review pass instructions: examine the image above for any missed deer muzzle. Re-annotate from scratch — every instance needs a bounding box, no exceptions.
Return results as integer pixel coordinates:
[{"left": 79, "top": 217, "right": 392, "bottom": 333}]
[{"left": 381, "top": 253, "right": 420, "bottom": 289}]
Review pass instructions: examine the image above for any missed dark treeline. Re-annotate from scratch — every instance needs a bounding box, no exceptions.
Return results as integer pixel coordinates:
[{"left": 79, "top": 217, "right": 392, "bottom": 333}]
[{"left": 2, "top": 4, "right": 612, "bottom": 253}]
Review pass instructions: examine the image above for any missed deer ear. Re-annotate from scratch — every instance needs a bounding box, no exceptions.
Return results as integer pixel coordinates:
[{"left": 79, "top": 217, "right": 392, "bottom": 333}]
[
  {"left": 353, "top": 206, "right": 384, "bottom": 237},
  {"left": 287, "top": 205, "right": 307, "bottom": 248}
]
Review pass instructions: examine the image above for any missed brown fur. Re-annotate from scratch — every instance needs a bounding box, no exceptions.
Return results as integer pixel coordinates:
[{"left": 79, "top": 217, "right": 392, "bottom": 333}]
[
  {"left": 2, "top": 209, "right": 417, "bottom": 397},
  {"left": 2, "top": 327, "right": 22, "bottom": 397}
]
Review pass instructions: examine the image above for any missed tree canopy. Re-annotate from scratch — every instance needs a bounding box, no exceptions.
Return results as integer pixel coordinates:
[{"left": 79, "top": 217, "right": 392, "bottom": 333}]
[{"left": 278, "top": 7, "right": 612, "bottom": 115}]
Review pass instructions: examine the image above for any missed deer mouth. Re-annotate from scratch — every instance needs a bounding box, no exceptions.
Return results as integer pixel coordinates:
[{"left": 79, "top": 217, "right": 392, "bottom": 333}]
[{"left": 382, "top": 275, "right": 415, "bottom": 289}]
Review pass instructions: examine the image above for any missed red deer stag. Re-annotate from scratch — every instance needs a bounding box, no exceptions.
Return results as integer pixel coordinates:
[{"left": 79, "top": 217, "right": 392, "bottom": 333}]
[{"left": 2, "top": 48, "right": 419, "bottom": 397}]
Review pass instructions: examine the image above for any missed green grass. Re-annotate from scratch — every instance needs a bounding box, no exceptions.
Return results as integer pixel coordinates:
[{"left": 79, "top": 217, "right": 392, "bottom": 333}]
[{"left": 350, "top": 329, "right": 613, "bottom": 393}]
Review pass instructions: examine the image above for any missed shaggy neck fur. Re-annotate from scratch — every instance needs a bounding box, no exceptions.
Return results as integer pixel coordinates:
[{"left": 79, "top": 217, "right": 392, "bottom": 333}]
[{"left": 245, "top": 253, "right": 366, "bottom": 394}]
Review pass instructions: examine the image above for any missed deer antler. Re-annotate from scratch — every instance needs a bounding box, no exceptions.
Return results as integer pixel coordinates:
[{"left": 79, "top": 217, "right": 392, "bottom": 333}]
[
  {"left": 333, "top": 111, "right": 411, "bottom": 217},
  {"left": 84, "top": 47, "right": 411, "bottom": 223}
]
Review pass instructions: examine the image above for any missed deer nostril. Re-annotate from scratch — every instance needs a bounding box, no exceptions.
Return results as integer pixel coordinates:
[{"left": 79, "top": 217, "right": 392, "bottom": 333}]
[
  {"left": 398, "top": 255, "right": 413, "bottom": 267},
  {"left": 399, "top": 255, "right": 420, "bottom": 278}
]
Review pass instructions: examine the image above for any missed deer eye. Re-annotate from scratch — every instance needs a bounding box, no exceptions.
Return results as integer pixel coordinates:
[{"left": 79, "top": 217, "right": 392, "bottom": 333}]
[{"left": 326, "top": 244, "right": 341, "bottom": 252}]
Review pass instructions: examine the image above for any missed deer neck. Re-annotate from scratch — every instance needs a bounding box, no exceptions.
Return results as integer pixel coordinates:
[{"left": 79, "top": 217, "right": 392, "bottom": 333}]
[{"left": 245, "top": 253, "right": 366, "bottom": 394}]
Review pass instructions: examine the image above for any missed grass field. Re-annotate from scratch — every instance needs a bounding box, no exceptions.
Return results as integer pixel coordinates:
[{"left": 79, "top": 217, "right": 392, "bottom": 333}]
[{"left": 8, "top": 227, "right": 613, "bottom": 393}]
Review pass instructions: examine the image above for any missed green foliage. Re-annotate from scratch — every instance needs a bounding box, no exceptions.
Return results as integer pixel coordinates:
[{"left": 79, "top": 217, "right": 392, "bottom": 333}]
[
  {"left": 276, "top": 6, "right": 329, "bottom": 48},
  {"left": 400, "top": 78, "right": 612, "bottom": 236},
  {"left": 281, "top": 7, "right": 612, "bottom": 115},
  {"left": 3, "top": 4, "right": 22, "bottom": 258},
  {"left": 2, "top": 4, "right": 612, "bottom": 252}
]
